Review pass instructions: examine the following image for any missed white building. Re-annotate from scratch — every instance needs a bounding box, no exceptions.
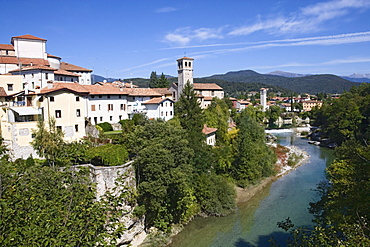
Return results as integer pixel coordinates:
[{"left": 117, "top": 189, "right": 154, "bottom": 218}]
[{"left": 0, "top": 34, "right": 92, "bottom": 85}]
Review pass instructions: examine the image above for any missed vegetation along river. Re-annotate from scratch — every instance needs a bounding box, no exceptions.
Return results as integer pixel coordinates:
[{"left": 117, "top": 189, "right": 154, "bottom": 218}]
[{"left": 169, "top": 131, "right": 335, "bottom": 247}]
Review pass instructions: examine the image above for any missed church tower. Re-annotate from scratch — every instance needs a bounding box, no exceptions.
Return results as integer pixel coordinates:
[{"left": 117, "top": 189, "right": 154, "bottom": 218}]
[{"left": 177, "top": 57, "right": 194, "bottom": 97}]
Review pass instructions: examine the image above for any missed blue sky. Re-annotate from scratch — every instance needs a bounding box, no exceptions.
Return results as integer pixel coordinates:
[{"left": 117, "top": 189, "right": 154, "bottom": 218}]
[{"left": 1, "top": 0, "right": 370, "bottom": 79}]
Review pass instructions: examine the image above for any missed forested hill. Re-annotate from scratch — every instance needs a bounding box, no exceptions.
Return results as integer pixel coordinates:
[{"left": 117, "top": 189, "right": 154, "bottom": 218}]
[{"left": 204, "top": 70, "right": 359, "bottom": 94}]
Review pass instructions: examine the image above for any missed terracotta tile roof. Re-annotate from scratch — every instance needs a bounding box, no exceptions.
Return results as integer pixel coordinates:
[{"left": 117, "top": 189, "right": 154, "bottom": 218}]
[
  {"left": 0, "top": 44, "right": 14, "bottom": 50},
  {"left": 47, "top": 54, "right": 61, "bottom": 59},
  {"left": 125, "top": 88, "right": 163, "bottom": 97},
  {"left": 202, "top": 124, "right": 217, "bottom": 135},
  {"left": 193, "top": 83, "right": 223, "bottom": 90},
  {"left": 152, "top": 88, "right": 172, "bottom": 95},
  {"left": 143, "top": 97, "right": 174, "bottom": 104},
  {"left": 54, "top": 69, "right": 80, "bottom": 77},
  {"left": 9, "top": 65, "right": 56, "bottom": 72},
  {"left": 60, "top": 62, "right": 92, "bottom": 72},
  {"left": 239, "top": 100, "right": 252, "bottom": 105},
  {"left": 0, "top": 57, "right": 50, "bottom": 66},
  {"left": 0, "top": 87, "right": 7, "bottom": 97},
  {"left": 83, "top": 84, "right": 126, "bottom": 95},
  {"left": 40, "top": 83, "right": 89, "bottom": 95},
  {"left": 177, "top": 57, "right": 194, "bottom": 61},
  {"left": 12, "top": 34, "right": 46, "bottom": 41}
]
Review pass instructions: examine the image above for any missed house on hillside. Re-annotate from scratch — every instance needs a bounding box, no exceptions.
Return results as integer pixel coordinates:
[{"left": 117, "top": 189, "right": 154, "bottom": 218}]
[{"left": 202, "top": 124, "right": 217, "bottom": 146}]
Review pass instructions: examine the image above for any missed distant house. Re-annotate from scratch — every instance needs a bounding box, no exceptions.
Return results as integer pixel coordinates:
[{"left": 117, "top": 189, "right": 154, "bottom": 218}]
[
  {"left": 202, "top": 124, "right": 217, "bottom": 146},
  {"left": 143, "top": 97, "right": 174, "bottom": 121},
  {"left": 302, "top": 100, "right": 323, "bottom": 111}
]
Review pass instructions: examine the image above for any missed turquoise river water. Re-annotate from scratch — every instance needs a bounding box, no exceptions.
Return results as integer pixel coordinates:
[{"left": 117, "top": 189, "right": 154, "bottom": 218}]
[{"left": 169, "top": 131, "right": 335, "bottom": 247}]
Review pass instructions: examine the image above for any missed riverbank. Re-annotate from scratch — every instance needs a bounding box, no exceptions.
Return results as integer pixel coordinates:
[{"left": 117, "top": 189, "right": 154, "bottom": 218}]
[{"left": 236, "top": 144, "right": 309, "bottom": 204}]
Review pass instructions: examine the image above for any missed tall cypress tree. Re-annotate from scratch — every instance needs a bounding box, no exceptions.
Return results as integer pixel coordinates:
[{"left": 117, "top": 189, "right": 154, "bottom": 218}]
[{"left": 149, "top": 71, "right": 157, "bottom": 88}]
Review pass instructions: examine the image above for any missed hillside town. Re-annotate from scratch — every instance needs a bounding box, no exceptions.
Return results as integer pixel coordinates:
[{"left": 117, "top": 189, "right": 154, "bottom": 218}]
[{"left": 0, "top": 34, "right": 324, "bottom": 159}]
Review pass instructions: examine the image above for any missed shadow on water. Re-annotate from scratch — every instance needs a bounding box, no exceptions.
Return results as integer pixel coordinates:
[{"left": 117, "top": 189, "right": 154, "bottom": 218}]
[{"left": 234, "top": 231, "right": 291, "bottom": 247}]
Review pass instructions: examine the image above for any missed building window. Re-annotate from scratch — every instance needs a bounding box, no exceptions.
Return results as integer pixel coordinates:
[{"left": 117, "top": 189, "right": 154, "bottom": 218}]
[
  {"left": 55, "top": 110, "right": 62, "bottom": 118},
  {"left": 91, "top": 105, "right": 96, "bottom": 111},
  {"left": 161, "top": 111, "right": 163, "bottom": 116},
  {"left": 120, "top": 104, "right": 124, "bottom": 110},
  {"left": 91, "top": 95, "right": 95, "bottom": 98},
  {"left": 81, "top": 79, "right": 84, "bottom": 83},
  {"left": 60, "top": 77, "right": 63, "bottom": 81},
  {"left": 32, "top": 73, "right": 34, "bottom": 78},
  {"left": 50, "top": 96, "right": 55, "bottom": 102},
  {"left": 107, "top": 95, "right": 110, "bottom": 99},
  {"left": 119, "top": 115, "right": 122, "bottom": 120},
  {"left": 32, "top": 82, "right": 34, "bottom": 89},
  {"left": 7, "top": 84, "right": 13, "bottom": 91},
  {"left": 56, "top": 126, "right": 62, "bottom": 131},
  {"left": 108, "top": 104, "right": 113, "bottom": 111},
  {"left": 170, "top": 111, "right": 173, "bottom": 115},
  {"left": 76, "top": 109, "right": 81, "bottom": 117},
  {"left": 98, "top": 104, "right": 101, "bottom": 110},
  {"left": 76, "top": 96, "right": 80, "bottom": 102},
  {"left": 170, "top": 102, "right": 173, "bottom": 107},
  {"left": 99, "top": 95, "right": 102, "bottom": 98},
  {"left": 75, "top": 124, "right": 79, "bottom": 132},
  {"left": 211, "top": 90, "right": 215, "bottom": 96},
  {"left": 166, "top": 112, "right": 168, "bottom": 116},
  {"left": 45, "top": 73, "right": 48, "bottom": 80},
  {"left": 119, "top": 95, "right": 122, "bottom": 99},
  {"left": 100, "top": 117, "right": 103, "bottom": 121},
  {"left": 71, "top": 78, "right": 73, "bottom": 82},
  {"left": 110, "top": 116, "right": 113, "bottom": 121}
]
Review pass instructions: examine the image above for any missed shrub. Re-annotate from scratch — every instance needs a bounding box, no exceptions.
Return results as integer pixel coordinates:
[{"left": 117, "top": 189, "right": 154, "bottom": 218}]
[
  {"left": 86, "top": 144, "right": 128, "bottom": 166},
  {"left": 97, "top": 122, "right": 113, "bottom": 132}
]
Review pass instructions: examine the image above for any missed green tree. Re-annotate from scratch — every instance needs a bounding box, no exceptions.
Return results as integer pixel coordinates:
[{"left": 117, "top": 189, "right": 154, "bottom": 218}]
[
  {"left": 232, "top": 110, "right": 276, "bottom": 186},
  {"left": 174, "top": 81, "right": 205, "bottom": 149},
  {"left": 0, "top": 158, "right": 129, "bottom": 246},
  {"left": 31, "top": 117, "right": 64, "bottom": 166},
  {"left": 129, "top": 120, "right": 197, "bottom": 230},
  {"left": 149, "top": 71, "right": 157, "bottom": 88},
  {"left": 204, "top": 97, "right": 230, "bottom": 145},
  {"left": 156, "top": 73, "right": 170, "bottom": 88},
  {"left": 265, "top": 105, "right": 282, "bottom": 125}
]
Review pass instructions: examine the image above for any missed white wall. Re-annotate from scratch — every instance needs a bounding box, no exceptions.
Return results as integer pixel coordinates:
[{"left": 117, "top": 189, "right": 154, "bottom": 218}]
[
  {"left": 87, "top": 95, "right": 129, "bottom": 125},
  {"left": 13, "top": 39, "right": 46, "bottom": 59}
]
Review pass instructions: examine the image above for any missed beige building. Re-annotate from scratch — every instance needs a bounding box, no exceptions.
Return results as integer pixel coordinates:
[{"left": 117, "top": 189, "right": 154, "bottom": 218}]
[{"left": 302, "top": 100, "right": 323, "bottom": 111}]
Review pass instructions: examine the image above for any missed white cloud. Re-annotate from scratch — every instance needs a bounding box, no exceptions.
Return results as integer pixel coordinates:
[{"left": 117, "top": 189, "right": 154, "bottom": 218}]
[
  {"left": 163, "top": 27, "right": 224, "bottom": 46},
  {"left": 229, "top": 0, "right": 370, "bottom": 36},
  {"left": 156, "top": 7, "right": 177, "bottom": 13}
]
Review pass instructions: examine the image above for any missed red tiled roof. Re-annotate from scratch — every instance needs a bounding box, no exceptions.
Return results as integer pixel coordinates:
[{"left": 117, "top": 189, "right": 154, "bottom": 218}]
[
  {"left": 0, "top": 44, "right": 14, "bottom": 50},
  {"left": 60, "top": 62, "right": 92, "bottom": 72},
  {"left": 143, "top": 97, "right": 173, "bottom": 104},
  {"left": 202, "top": 124, "right": 217, "bottom": 135},
  {"left": 12, "top": 34, "right": 46, "bottom": 41},
  {"left": 0, "top": 57, "right": 50, "bottom": 66},
  {"left": 193, "top": 83, "right": 223, "bottom": 90},
  {"left": 47, "top": 54, "right": 61, "bottom": 59},
  {"left": 125, "top": 88, "right": 163, "bottom": 97},
  {"left": 0, "top": 87, "right": 7, "bottom": 97},
  {"left": 54, "top": 69, "right": 80, "bottom": 77},
  {"left": 40, "top": 83, "right": 89, "bottom": 95},
  {"left": 83, "top": 84, "right": 126, "bottom": 95},
  {"left": 152, "top": 88, "right": 172, "bottom": 95},
  {"left": 177, "top": 57, "right": 194, "bottom": 61},
  {"left": 9, "top": 65, "right": 56, "bottom": 73}
]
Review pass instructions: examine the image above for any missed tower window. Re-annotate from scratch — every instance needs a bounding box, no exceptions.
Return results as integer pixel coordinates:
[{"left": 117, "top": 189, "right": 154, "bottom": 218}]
[
  {"left": 189, "top": 62, "right": 191, "bottom": 67},
  {"left": 55, "top": 110, "right": 62, "bottom": 118}
]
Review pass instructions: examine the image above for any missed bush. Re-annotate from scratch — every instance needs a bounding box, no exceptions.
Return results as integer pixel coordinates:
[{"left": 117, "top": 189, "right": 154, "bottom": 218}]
[
  {"left": 96, "top": 122, "right": 113, "bottom": 132},
  {"left": 86, "top": 144, "right": 128, "bottom": 166}
]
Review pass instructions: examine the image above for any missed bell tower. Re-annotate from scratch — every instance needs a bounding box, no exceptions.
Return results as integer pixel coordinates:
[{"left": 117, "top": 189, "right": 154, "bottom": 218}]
[{"left": 177, "top": 57, "right": 194, "bottom": 97}]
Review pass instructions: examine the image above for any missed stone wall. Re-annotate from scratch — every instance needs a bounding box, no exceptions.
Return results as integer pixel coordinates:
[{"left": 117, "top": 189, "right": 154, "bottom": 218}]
[{"left": 76, "top": 162, "right": 146, "bottom": 246}]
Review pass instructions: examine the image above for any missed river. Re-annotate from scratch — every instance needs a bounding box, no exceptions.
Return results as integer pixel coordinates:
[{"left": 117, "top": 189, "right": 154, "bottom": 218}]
[{"left": 169, "top": 131, "right": 335, "bottom": 247}]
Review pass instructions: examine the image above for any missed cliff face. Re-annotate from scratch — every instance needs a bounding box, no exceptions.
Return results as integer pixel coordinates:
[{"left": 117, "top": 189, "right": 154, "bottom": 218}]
[{"left": 78, "top": 162, "right": 146, "bottom": 246}]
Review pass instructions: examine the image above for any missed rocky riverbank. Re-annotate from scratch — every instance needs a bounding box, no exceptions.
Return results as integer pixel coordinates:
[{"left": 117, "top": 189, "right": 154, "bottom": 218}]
[{"left": 236, "top": 144, "right": 309, "bottom": 204}]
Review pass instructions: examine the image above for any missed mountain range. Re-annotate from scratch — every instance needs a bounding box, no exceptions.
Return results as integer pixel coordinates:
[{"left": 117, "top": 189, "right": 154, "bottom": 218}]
[{"left": 93, "top": 69, "right": 368, "bottom": 96}]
